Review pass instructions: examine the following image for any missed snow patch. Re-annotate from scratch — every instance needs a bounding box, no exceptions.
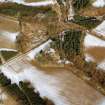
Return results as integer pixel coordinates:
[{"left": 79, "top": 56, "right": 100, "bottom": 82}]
[
  {"left": 0, "top": 0, "right": 55, "bottom": 7},
  {"left": 28, "top": 39, "right": 52, "bottom": 59},
  {"left": 84, "top": 33, "right": 105, "bottom": 48},
  {"left": 97, "top": 60, "right": 105, "bottom": 70},
  {"left": 24, "top": 0, "right": 55, "bottom": 7},
  {"left": 92, "top": 0, "right": 105, "bottom": 7},
  {"left": 47, "top": 48, "right": 56, "bottom": 54},
  {"left": 0, "top": 31, "right": 19, "bottom": 42},
  {"left": 85, "top": 54, "right": 95, "bottom": 62},
  {"left": 98, "top": 99, "right": 105, "bottom": 105},
  {"left": 0, "top": 0, "right": 24, "bottom": 3},
  {"left": 94, "top": 21, "right": 105, "bottom": 37}
]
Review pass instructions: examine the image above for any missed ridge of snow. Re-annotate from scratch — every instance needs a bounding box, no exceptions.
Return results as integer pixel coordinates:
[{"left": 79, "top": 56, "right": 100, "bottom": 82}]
[
  {"left": 0, "top": 48, "right": 17, "bottom": 52},
  {"left": 24, "top": 0, "right": 55, "bottom": 7},
  {"left": 0, "top": 0, "right": 55, "bottom": 7},
  {"left": 94, "top": 21, "right": 105, "bottom": 36}
]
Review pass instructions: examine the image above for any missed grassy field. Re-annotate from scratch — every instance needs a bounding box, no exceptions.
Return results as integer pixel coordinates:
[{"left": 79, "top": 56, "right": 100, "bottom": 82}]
[
  {"left": 1, "top": 51, "right": 18, "bottom": 61},
  {"left": 0, "top": 2, "right": 52, "bottom": 16}
]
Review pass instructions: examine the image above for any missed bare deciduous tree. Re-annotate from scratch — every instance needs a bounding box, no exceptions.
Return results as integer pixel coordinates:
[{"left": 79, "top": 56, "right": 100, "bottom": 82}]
[{"left": 52, "top": 0, "right": 75, "bottom": 21}]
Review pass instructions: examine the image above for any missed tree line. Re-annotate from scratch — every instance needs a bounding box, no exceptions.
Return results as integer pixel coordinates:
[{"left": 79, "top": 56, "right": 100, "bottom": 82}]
[{"left": 0, "top": 72, "right": 54, "bottom": 105}]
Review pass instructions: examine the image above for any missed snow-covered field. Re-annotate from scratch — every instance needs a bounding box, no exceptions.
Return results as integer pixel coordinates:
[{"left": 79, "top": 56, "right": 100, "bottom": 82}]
[
  {"left": 84, "top": 33, "right": 105, "bottom": 48},
  {"left": 24, "top": 0, "right": 54, "bottom": 7},
  {"left": 0, "top": 30, "right": 19, "bottom": 51},
  {"left": 1, "top": 54, "right": 105, "bottom": 105},
  {"left": 0, "top": 37, "right": 105, "bottom": 105},
  {"left": 84, "top": 33, "right": 105, "bottom": 70},
  {"left": 0, "top": 48, "right": 17, "bottom": 52},
  {"left": 0, "top": 0, "right": 55, "bottom": 7},
  {"left": 28, "top": 39, "right": 52, "bottom": 59},
  {"left": 92, "top": 0, "right": 105, "bottom": 7},
  {"left": 0, "top": 40, "right": 68, "bottom": 105},
  {"left": 1, "top": 66, "right": 68, "bottom": 105},
  {"left": 93, "top": 21, "right": 105, "bottom": 37},
  {"left": 0, "top": 31, "right": 19, "bottom": 42}
]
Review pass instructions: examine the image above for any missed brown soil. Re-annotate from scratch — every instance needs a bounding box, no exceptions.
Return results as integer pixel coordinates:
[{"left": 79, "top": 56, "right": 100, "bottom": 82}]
[
  {"left": 0, "top": 15, "right": 19, "bottom": 32},
  {"left": 85, "top": 47, "right": 105, "bottom": 63},
  {"left": 79, "top": 6, "right": 105, "bottom": 17}
]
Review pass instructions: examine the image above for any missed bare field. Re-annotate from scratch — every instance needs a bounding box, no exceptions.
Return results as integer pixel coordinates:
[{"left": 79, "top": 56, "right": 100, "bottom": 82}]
[
  {"left": 85, "top": 47, "right": 105, "bottom": 63},
  {"left": 0, "top": 15, "right": 18, "bottom": 32},
  {"left": 79, "top": 6, "right": 105, "bottom": 17}
]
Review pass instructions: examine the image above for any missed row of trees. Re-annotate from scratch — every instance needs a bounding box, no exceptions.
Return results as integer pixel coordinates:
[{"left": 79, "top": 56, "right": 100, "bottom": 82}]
[
  {"left": 72, "top": 15, "right": 102, "bottom": 29},
  {"left": 73, "top": 0, "right": 90, "bottom": 10},
  {"left": 73, "top": 56, "right": 105, "bottom": 88},
  {"left": 0, "top": 72, "right": 30, "bottom": 105},
  {"left": 0, "top": 2, "right": 52, "bottom": 16},
  {"left": 83, "top": 61, "right": 105, "bottom": 87},
  {"left": 0, "top": 72, "right": 53, "bottom": 105},
  {"left": 19, "top": 82, "right": 46, "bottom": 105}
]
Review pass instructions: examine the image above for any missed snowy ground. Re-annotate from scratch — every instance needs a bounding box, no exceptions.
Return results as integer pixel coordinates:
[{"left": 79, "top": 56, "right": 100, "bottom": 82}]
[
  {"left": 1, "top": 58, "right": 105, "bottom": 105},
  {"left": 84, "top": 19, "right": 105, "bottom": 71},
  {"left": 0, "top": 40, "right": 68, "bottom": 105},
  {"left": 28, "top": 39, "right": 52, "bottom": 59},
  {"left": 24, "top": 0, "right": 55, "bottom": 7},
  {"left": 0, "top": 0, "right": 55, "bottom": 7},
  {"left": 1, "top": 66, "right": 69, "bottom": 105},
  {"left": 0, "top": 31, "right": 19, "bottom": 42},
  {"left": 0, "top": 30, "right": 19, "bottom": 51},
  {"left": 92, "top": 0, "right": 105, "bottom": 7},
  {"left": 93, "top": 21, "right": 105, "bottom": 37},
  {"left": 0, "top": 48, "right": 17, "bottom": 52},
  {"left": 0, "top": 40, "right": 105, "bottom": 105},
  {"left": 84, "top": 33, "right": 105, "bottom": 48},
  {"left": 84, "top": 33, "right": 105, "bottom": 70}
]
